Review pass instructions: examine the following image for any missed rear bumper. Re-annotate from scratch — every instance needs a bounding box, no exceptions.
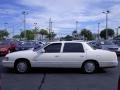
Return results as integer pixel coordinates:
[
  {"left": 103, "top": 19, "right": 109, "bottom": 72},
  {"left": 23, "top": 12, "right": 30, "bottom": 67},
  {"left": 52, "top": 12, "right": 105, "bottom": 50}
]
[{"left": 100, "top": 61, "right": 118, "bottom": 68}]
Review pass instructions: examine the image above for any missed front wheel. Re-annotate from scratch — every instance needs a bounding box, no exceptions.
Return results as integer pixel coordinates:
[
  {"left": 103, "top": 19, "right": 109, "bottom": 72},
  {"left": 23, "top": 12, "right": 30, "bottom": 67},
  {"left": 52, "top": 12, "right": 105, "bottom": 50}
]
[
  {"left": 14, "top": 61, "right": 30, "bottom": 73},
  {"left": 82, "top": 61, "right": 98, "bottom": 74}
]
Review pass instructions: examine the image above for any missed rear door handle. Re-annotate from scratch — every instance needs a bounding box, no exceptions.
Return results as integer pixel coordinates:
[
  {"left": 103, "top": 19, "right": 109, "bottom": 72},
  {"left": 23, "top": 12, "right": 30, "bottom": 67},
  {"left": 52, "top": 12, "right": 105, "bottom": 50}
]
[{"left": 80, "top": 56, "right": 84, "bottom": 57}]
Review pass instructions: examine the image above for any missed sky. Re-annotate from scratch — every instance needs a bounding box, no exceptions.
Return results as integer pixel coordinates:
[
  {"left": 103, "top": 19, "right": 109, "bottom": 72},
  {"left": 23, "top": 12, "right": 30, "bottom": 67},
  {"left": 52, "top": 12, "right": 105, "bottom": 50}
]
[{"left": 0, "top": 0, "right": 120, "bottom": 37}]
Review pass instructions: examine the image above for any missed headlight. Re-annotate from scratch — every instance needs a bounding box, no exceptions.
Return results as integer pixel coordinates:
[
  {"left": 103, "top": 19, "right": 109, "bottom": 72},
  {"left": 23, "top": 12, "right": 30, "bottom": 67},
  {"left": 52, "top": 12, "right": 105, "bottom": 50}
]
[{"left": 3, "top": 57, "right": 9, "bottom": 61}]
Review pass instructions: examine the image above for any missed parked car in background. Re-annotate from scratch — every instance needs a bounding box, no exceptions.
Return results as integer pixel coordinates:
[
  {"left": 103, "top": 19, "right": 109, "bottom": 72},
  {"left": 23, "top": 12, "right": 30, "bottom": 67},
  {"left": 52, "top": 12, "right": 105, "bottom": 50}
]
[
  {"left": 0, "top": 40, "right": 16, "bottom": 56},
  {"left": 2, "top": 41, "right": 118, "bottom": 73},
  {"left": 99, "top": 40, "right": 120, "bottom": 55},
  {"left": 87, "top": 41, "right": 101, "bottom": 49},
  {"left": 113, "top": 40, "right": 120, "bottom": 47},
  {"left": 15, "top": 41, "right": 41, "bottom": 51},
  {"left": 88, "top": 40, "right": 120, "bottom": 55}
]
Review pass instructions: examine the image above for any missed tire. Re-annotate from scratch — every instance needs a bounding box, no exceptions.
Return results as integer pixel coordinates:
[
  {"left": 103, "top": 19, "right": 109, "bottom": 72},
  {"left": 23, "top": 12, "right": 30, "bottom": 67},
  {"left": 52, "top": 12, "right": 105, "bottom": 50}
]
[
  {"left": 82, "top": 61, "right": 98, "bottom": 74},
  {"left": 14, "top": 60, "right": 30, "bottom": 73}
]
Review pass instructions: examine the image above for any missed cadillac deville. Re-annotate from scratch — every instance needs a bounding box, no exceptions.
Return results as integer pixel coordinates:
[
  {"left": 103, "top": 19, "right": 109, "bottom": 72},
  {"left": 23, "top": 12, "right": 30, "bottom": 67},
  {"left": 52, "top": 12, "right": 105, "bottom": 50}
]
[{"left": 2, "top": 41, "right": 118, "bottom": 73}]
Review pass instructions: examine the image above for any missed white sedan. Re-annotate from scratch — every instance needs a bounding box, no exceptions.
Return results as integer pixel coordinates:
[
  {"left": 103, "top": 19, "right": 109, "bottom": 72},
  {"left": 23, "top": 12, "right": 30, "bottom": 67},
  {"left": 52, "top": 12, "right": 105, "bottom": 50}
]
[{"left": 2, "top": 41, "right": 118, "bottom": 73}]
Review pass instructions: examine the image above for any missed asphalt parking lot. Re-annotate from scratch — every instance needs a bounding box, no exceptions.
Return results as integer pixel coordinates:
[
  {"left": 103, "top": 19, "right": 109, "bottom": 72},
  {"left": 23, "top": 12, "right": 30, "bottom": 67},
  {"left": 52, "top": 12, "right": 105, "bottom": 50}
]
[{"left": 0, "top": 56, "right": 120, "bottom": 90}]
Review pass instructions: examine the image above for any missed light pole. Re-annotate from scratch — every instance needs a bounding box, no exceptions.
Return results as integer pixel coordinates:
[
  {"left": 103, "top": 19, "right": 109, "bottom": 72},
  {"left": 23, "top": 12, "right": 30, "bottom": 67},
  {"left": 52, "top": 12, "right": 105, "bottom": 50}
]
[
  {"left": 102, "top": 10, "right": 110, "bottom": 40},
  {"left": 4, "top": 22, "right": 8, "bottom": 30},
  {"left": 75, "top": 21, "right": 79, "bottom": 39},
  {"left": 22, "top": 11, "right": 28, "bottom": 40},
  {"left": 76, "top": 21, "right": 78, "bottom": 32},
  {"left": 49, "top": 18, "right": 53, "bottom": 41},
  {"left": 98, "top": 23, "right": 100, "bottom": 40},
  {"left": 12, "top": 25, "right": 14, "bottom": 38},
  {"left": 19, "top": 29, "right": 22, "bottom": 40},
  {"left": 116, "top": 26, "right": 120, "bottom": 37},
  {"left": 34, "top": 23, "right": 38, "bottom": 40},
  {"left": 4, "top": 23, "right": 8, "bottom": 38}
]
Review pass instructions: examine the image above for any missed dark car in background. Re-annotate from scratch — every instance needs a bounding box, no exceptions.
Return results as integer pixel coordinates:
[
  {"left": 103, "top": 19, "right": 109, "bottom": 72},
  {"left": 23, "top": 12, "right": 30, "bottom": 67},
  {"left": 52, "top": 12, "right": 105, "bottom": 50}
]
[
  {"left": 100, "top": 40, "right": 120, "bottom": 55},
  {"left": 88, "top": 40, "right": 120, "bottom": 55},
  {"left": 15, "top": 41, "right": 41, "bottom": 51}
]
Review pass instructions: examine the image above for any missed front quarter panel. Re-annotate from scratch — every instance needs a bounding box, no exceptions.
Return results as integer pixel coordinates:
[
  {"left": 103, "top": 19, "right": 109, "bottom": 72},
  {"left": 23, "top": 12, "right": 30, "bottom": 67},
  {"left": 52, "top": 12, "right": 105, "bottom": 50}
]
[{"left": 3, "top": 50, "right": 38, "bottom": 68}]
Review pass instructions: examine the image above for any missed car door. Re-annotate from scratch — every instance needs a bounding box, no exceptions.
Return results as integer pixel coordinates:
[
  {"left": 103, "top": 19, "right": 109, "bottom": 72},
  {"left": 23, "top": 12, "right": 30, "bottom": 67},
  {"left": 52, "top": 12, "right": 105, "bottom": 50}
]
[
  {"left": 35, "top": 43, "right": 62, "bottom": 67},
  {"left": 59, "top": 43, "right": 86, "bottom": 68}
]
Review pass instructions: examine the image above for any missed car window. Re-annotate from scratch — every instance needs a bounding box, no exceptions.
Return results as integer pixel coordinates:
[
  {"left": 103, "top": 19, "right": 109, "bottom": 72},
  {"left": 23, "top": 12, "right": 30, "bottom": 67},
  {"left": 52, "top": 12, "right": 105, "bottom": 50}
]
[
  {"left": 44, "top": 43, "right": 62, "bottom": 53},
  {"left": 63, "top": 43, "right": 84, "bottom": 52},
  {"left": 103, "top": 41, "right": 115, "bottom": 45}
]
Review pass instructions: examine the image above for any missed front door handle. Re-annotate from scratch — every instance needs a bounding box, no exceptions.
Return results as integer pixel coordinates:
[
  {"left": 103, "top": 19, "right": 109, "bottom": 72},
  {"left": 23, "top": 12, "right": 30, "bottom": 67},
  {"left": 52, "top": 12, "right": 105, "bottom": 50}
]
[{"left": 55, "top": 55, "right": 59, "bottom": 57}]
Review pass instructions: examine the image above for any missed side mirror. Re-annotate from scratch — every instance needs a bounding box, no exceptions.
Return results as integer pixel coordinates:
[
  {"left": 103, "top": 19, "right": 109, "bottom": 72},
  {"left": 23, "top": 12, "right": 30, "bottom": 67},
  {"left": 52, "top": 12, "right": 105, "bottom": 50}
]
[{"left": 40, "top": 49, "right": 45, "bottom": 53}]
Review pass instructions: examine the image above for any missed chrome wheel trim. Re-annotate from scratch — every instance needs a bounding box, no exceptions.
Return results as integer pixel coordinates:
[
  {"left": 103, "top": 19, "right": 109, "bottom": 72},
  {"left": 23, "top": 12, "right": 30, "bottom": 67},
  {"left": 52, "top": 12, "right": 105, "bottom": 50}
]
[
  {"left": 84, "top": 62, "right": 95, "bottom": 73},
  {"left": 16, "top": 62, "right": 27, "bottom": 73}
]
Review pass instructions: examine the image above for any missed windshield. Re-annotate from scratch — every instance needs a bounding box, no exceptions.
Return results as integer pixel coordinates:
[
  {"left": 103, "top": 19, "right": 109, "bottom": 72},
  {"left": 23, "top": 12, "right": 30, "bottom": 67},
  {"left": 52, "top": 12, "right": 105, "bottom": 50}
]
[{"left": 33, "top": 42, "right": 49, "bottom": 51}]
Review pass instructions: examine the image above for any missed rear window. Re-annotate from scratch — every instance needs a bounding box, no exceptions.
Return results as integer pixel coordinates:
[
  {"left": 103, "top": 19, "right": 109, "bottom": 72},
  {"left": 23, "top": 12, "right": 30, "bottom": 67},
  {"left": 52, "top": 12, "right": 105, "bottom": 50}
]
[{"left": 63, "top": 43, "right": 84, "bottom": 52}]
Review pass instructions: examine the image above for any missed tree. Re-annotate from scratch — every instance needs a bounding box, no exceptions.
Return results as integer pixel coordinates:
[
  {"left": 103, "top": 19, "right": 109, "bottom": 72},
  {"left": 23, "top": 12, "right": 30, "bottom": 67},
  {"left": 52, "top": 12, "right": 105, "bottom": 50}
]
[
  {"left": 39, "top": 29, "right": 48, "bottom": 39},
  {"left": 0, "top": 30, "right": 9, "bottom": 39},
  {"left": 13, "top": 35, "right": 21, "bottom": 39},
  {"left": 33, "top": 28, "right": 39, "bottom": 34},
  {"left": 72, "top": 30, "right": 79, "bottom": 40},
  {"left": 80, "top": 29, "right": 93, "bottom": 40},
  {"left": 20, "top": 30, "right": 34, "bottom": 40},
  {"left": 64, "top": 35, "right": 73, "bottom": 41},
  {"left": 47, "top": 32, "right": 56, "bottom": 40},
  {"left": 100, "top": 28, "right": 114, "bottom": 39}
]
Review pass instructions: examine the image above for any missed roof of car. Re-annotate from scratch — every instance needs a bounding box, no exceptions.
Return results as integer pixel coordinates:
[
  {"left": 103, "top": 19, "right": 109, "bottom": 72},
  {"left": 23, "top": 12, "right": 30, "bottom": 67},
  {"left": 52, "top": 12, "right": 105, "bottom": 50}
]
[{"left": 49, "top": 41, "right": 87, "bottom": 44}]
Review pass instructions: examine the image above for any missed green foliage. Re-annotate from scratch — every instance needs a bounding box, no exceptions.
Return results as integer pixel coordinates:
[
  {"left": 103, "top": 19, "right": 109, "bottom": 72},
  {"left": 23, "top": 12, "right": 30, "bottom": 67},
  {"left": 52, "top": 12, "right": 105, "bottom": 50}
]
[
  {"left": 64, "top": 35, "right": 73, "bottom": 41},
  {"left": 13, "top": 35, "right": 21, "bottom": 39},
  {"left": 80, "top": 29, "right": 93, "bottom": 40},
  {"left": 33, "top": 28, "right": 39, "bottom": 34},
  {"left": 39, "top": 29, "right": 48, "bottom": 35},
  {"left": 0, "top": 30, "right": 9, "bottom": 39},
  {"left": 39, "top": 29, "right": 48, "bottom": 40},
  {"left": 20, "top": 30, "right": 34, "bottom": 40},
  {"left": 47, "top": 32, "right": 56, "bottom": 40},
  {"left": 100, "top": 28, "right": 114, "bottom": 39}
]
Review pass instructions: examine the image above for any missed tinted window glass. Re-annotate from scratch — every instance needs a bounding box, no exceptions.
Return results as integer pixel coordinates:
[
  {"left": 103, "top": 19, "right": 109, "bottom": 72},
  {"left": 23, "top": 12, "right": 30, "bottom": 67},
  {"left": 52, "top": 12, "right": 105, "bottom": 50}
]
[
  {"left": 44, "top": 43, "right": 61, "bottom": 53},
  {"left": 63, "top": 43, "right": 84, "bottom": 52}
]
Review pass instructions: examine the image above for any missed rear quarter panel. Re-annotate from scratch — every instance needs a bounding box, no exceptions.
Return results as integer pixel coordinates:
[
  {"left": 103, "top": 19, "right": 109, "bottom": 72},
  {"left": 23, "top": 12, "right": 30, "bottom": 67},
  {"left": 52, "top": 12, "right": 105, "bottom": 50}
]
[{"left": 86, "top": 49, "right": 118, "bottom": 67}]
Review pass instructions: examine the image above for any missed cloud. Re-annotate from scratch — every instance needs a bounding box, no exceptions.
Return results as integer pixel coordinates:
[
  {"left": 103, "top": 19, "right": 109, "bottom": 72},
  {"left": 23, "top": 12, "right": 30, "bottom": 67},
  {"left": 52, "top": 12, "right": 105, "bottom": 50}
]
[{"left": 1, "top": 0, "right": 120, "bottom": 36}]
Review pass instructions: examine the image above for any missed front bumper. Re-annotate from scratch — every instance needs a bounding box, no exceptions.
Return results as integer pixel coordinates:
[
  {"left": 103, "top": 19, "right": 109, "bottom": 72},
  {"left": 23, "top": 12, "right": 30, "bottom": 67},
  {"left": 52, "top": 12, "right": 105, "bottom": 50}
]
[{"left": 2, "top": 60, "right": 14, "bottom": 68}]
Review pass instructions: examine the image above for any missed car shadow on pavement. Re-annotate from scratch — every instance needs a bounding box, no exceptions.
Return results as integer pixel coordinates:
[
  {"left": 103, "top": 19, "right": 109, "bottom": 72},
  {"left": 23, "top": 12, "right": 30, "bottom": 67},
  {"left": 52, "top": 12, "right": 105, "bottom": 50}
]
[{"left": 2, "top": 68, "right": 106, "bottom": 74}]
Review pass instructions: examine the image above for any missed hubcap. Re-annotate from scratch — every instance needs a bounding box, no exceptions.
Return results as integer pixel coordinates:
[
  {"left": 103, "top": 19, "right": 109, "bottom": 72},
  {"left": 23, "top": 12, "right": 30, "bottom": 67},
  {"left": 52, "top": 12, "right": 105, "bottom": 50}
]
[
  {"left": 17, "top": 62, "right": 27, "bottom": 73},
  {"left": 84, "top": 62, "right": 95, "bottom": 73}
]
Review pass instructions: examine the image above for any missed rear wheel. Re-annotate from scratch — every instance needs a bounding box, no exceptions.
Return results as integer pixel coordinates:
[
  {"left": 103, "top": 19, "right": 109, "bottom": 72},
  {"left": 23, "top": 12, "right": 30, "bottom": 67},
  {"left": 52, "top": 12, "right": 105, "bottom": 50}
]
[
  {"left": 82, "top": 61, "right": 98, "bottom": 74},
  {"left": 14, "top": 60, "right": 30, "bottom": 73}
]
